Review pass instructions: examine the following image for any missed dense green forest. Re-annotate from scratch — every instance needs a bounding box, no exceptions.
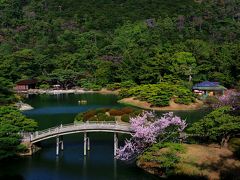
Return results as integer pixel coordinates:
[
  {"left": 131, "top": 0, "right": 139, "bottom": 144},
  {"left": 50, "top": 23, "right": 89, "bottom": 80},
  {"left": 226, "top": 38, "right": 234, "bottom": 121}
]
[{"left": 0, "top": 0, "right": 240, "bottom": 90}]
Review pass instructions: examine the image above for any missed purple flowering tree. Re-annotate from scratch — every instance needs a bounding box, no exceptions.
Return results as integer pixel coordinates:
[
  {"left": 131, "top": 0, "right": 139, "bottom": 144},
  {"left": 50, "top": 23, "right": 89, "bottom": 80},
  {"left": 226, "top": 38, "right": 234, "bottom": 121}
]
[
  {"left": 213, "top": 90, "right": 240, "bottom": 110},
  {"left": 116, "top": 111, "right": 187, "bottom": 161}
]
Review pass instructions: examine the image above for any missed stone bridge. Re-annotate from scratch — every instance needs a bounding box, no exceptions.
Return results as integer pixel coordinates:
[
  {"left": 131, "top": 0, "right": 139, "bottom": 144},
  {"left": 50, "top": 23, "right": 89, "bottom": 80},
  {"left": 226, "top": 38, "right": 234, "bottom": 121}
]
[{"left": 21, "top": 121, "right": 132, "bottom": 156}]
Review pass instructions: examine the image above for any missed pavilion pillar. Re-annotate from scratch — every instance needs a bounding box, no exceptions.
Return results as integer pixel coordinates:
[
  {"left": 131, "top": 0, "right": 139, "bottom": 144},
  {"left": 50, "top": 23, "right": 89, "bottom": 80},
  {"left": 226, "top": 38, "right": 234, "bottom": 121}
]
[{"left": 114, "top": 132, "right": 118, "bottom": 157}]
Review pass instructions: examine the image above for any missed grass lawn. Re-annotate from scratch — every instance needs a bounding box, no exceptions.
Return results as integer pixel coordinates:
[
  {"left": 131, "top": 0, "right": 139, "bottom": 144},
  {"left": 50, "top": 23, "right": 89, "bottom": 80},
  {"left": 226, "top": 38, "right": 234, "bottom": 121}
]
[{"left": 137, "top": 143, "right": 240, "bottom": 179}]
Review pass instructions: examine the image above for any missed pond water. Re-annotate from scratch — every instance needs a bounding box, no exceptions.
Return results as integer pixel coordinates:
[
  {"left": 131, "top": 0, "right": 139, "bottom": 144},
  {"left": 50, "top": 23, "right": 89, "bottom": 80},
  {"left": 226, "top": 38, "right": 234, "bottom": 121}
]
[{"left": 0, "top": 93, "right": 210, "bottom": 180}]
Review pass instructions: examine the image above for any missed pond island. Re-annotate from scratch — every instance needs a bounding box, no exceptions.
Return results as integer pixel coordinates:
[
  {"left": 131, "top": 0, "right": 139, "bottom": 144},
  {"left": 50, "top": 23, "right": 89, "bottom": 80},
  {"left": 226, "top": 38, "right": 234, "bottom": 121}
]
[{"left": 1, "top": 0, "right": 240, "bottom": 179}]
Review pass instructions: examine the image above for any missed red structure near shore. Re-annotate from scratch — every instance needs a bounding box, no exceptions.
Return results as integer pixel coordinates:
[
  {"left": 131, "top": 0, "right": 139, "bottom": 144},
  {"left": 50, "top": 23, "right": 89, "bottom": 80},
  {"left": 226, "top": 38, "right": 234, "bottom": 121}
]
[{"left": 15, "top": 79, "right": 37, "bottom": 91}]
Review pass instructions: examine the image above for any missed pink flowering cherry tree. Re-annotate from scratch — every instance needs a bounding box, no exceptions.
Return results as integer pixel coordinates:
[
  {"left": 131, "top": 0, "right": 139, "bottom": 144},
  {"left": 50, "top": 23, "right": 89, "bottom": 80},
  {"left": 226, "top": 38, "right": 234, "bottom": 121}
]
[
  {"left": 213, "top": 90, "right": 240, "bottom": 110},
  {"left": 116, "top": 111, "right": 187, "bottom": 161}
]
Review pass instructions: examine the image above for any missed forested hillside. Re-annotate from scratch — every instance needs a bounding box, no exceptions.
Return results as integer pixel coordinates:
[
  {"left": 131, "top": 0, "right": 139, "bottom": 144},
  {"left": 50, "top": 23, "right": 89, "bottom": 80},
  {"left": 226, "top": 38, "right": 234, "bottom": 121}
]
[{"left": 0, "top": 0, "right": 240, "bottom": 89}]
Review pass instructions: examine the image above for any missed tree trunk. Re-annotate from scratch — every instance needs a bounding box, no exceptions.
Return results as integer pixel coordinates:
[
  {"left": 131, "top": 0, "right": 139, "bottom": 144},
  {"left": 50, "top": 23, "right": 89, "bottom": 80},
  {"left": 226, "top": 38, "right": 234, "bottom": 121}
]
[{"left": 220, "top": 135, "right": 230, "bottom": 148}]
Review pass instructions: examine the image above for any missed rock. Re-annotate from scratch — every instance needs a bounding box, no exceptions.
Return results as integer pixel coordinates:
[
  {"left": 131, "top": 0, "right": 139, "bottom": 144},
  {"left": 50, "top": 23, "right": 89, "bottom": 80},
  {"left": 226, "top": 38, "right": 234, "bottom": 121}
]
[{"left": 16, "top": 102, "right": 34, "bottom": 111}]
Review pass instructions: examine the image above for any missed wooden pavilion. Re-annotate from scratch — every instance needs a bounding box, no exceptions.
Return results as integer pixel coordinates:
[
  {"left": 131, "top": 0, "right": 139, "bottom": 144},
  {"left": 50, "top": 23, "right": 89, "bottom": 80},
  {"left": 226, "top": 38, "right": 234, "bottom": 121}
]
[
  {"left": 15, "top": 79, "right": 38, "bottom": 91},
  {"left": 192, "top": 81, "right": 227, "bottom": 96}
]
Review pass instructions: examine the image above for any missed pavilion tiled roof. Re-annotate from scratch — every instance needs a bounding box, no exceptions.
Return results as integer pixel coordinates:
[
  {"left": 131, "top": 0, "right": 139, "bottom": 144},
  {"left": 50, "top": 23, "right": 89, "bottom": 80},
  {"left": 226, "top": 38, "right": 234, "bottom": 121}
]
[
  {"left": 192, "top": 81, "right": 227, "bottom": 91},
  {"left": 16, "top": 79, "right": 37, "bottom": 85}
]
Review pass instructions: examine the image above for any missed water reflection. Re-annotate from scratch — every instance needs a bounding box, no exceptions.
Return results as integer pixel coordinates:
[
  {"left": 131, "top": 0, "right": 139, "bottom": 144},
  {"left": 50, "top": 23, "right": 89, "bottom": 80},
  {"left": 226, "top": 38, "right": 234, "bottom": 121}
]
[
  {"left": 114, "top": 158, "right": 117, "bottom": 179},
  {"left": 1, "top": 94, "right": 209, "bottom": 180}
]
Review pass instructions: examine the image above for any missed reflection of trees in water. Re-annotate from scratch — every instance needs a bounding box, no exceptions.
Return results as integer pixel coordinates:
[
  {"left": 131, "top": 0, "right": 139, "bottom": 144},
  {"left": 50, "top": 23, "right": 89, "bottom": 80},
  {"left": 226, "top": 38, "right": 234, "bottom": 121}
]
[{"left": 0, "top": 174, "right": 25, "bottom": 180}]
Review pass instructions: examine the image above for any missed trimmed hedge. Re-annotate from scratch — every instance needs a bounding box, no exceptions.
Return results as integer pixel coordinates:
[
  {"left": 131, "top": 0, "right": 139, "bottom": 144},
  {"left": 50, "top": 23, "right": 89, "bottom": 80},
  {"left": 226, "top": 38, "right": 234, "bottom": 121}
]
[
  {"left": 120, "top": 81, "right": 137, "bottom": 88},
  {"left": 74, "top": 107, "right": 142, "bottom": 123},
  {"left": 109, "top": 109, "right": 125, "bottom": 116},
  {"left": 106, "top": 81, "right": 137, "bottom": 90},
  {"left": 120, "top": 109, "right": 143, "bottom": 122},
  {"left": 119, "top": 83, "right": 195, "bottom": 107},
  {"left": 81, "top": 82, "right": 102, "bottom": 91},
  {"left": 121, "top": 114, "right": 130, "bottom": 122},
  {"left": 97, "top": 113, "right": 115, "bottom": 121},
  {"left": 96, "top": 108, "right": 110, "bottom": 114},
  {"left": 106, "top": 83, "right": 121, "bottom": 90},
  {"left": 83, "top": 110, "right": 96, "bottom": 121},
  {"left": 121, "top": 107, "right": 134, "bottom": 114}
]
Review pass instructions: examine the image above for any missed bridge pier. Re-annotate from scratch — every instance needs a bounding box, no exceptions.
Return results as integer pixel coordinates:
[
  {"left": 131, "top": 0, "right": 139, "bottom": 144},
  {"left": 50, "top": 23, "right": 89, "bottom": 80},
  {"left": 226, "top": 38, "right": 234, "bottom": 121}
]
[
  {"left": 114, "top": 132, "right": 118, "bottom": 157},
  {"left": 56, "top": 136, "right": 59, "bottom": 156},
  {"left": 84, "top": 132, "right": 90, "bottom": 156},
  {"left": 87, "top": 137, "right": 90, "bottom": 151},
  {"left": 56, "top": 136, "right": 64, "bottom": 156},
  {"left": 60, "top": 136, "right": 64, "bottom": 151}
]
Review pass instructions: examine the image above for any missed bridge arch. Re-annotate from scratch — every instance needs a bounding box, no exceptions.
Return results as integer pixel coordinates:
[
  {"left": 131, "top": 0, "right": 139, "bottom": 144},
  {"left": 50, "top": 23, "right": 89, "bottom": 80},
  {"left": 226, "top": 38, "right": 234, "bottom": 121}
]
[{"left": 22, "top": 121, "right": 133, "bottom": 156}]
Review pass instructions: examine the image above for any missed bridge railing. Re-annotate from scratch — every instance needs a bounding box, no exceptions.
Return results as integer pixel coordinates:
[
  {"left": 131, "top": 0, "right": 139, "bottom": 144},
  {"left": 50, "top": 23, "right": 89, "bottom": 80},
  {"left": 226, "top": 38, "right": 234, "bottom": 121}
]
[{"left": 27, "top": 121, "right": 131, "bottom": 142}]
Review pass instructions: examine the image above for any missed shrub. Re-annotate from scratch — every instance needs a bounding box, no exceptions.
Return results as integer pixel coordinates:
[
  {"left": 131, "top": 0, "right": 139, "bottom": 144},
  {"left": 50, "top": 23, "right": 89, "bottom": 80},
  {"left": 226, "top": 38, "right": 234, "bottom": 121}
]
[
  {"left": 81, "top": 82, "right": 102, "bottom": 91},
  {"left": 130, "top": 109, "right": 143, "bottom": 116},
  {"left": 96, "top": 113, "right": 115, "bottom": 121},
  {"left": 39, "top": 84, "right": 50, "bottom": 89},
  {"left": 204, "top": 96, "right": 219, "bottom": 107},
  {"left": 106, "top": 83, "right": 121, "bottom": 90},
  {"left": 106, "top": 116, "right": 115, "bottom": 121},
  {"left": 121, "top": 109, "right": 142, "bottom": 122},
  {"left": 95, "top": 108, "right": 110, "bottom": 114},
  {"left": 119, "top": 88, "right": 131, "bottom": 98},
  {"left": 121, "top": 114, "right": 130, "bottom": 122},
  {"left": 83, "top": 110, "right": 96, "bottom": 121},
  {"left": 109, "top": 109, "right": 125, "bottom": 116},
  {"left": 139, "top": 143, "right": 185, "bottom": 174},
  {"left": 88, "top": 116, "right": 98, "bottom": 121},
  {"left": 120, "top": 80, "right": 137, "bottom": 88},
  {"left": 75, "top": 113, "right": 84, "bottom": 122},
  {"left": 16, "top": 144, "right": 28, "bottom": 153},
  {"left": 74, "top": 108, "right": 143, "bottom": 124},
  {"left": 91, "top": 84, "right": 102, "bottom": 91},
  {"left": 97, "top": 113, "right": 109, "bottom": 121},
  {"left": 121, "top": 107, "right": 134, "bottom": 114},
  {"left": 119, "top": 83, "right": 195, "bottom": 107}
]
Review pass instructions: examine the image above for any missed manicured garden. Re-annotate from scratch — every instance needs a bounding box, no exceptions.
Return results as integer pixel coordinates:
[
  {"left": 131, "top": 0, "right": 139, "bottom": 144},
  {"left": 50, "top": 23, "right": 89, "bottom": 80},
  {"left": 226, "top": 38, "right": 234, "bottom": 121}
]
[
  {"left": 137, "top": 142, "right": 240, "bottom": 179},
  {"left": 119, "top": 83, "right": 196, "bottom": 107},
  {"left": 74, "top": 107, "right": 142, "bottom": 123},
  {"left": 116, "top": 91, "right": 240, "bottom": 178}
]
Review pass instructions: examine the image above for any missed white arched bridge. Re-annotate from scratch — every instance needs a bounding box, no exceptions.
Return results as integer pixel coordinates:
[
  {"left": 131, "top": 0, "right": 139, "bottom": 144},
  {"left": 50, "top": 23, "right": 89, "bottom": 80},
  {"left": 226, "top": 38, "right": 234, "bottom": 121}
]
[{"left": 22, "top": 121, "right": 132, "bottom": 156}]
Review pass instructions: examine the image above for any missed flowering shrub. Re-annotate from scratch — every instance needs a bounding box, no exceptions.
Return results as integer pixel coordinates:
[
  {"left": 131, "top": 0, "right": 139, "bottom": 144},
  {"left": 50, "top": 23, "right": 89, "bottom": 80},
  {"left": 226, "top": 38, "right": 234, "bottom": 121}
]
[
  {"left": 213, "top": 90, "right": 240, "bottom": 110},
  {"left": 116, "top": 111, "right": 187, "bottom": 160}
]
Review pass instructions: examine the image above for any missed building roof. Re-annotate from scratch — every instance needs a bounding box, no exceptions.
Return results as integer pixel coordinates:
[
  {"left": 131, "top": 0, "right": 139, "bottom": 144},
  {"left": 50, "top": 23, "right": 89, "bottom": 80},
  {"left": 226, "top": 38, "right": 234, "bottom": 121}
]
[
  {"left": 192, "top": 81, "right": 227, "bottom": 91},
  {"left": 16, "top": 79, "right": 37, "bottom": 85}
]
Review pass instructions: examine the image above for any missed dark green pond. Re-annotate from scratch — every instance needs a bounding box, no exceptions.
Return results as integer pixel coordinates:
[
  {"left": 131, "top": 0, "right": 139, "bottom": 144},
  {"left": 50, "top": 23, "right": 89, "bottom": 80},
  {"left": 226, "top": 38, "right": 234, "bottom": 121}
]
[{"left": 0, "top": 93, "right": 210, "bottom": 180}]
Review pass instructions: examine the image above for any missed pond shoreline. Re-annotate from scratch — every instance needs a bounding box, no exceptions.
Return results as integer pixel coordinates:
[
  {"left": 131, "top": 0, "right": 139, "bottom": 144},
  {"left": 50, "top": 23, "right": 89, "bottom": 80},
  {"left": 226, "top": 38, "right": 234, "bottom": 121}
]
[
  {"left": 118, "top": 97, "right": 204, "bottom": 111},
  {"left": 17, "top": 88, "right": 119, "bottom": 95},
  {"left": 18, "top": 88, "right": 205, "bottom": 111}
]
